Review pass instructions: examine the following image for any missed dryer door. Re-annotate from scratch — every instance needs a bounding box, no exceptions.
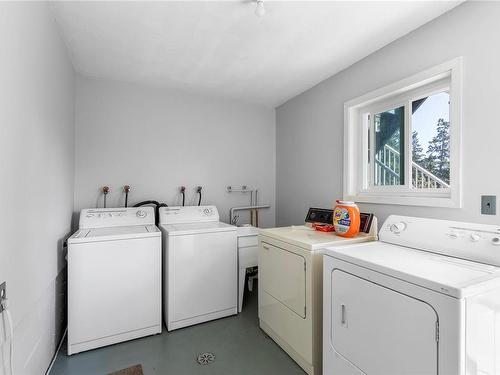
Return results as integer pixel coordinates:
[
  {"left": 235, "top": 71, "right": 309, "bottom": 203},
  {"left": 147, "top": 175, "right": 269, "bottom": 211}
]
[
  {"left": 331, "top": 270, "right": 438, "bottom": 375},
  {"left": 260, "top": 242, "right": 306, "bottom": 318}
]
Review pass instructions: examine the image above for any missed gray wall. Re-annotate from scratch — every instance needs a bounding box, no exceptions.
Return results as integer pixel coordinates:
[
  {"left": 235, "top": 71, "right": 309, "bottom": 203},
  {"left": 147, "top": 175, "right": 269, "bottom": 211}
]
[
  {"left": 74, "top": 76, "right": 276, "bottom": 227},
  {"left": 276, "top": 1, "right": 500, "bottom": 227},
  {"left": 0, "top": 2, "right": 75, "bottom": 374}
]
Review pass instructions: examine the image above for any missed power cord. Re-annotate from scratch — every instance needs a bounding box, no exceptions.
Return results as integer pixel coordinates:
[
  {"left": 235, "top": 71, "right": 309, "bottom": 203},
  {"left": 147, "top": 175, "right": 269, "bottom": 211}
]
[
  {"left": 1, "top": 297, "right": 14, "bottom": 375},
  {"left": 45, "top": 327, "right": 66, "bottom": 375}
]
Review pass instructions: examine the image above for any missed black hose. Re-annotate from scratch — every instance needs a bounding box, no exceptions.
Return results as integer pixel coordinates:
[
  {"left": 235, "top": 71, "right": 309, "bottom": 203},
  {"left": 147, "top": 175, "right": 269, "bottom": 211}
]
[
  {"left": 123, "top": 186, "right": 131, "bottom": 208},
  {"left": 133, "top": 200, "right": 160, "bottom": 208},
  {"left": 102, "top": 186, "right": 110, "bottom": 208},
  {"left": 198, "top": 191, "right": 202, "bottom": 206},
  {"left": 182, "top": 192, "right": 185, "bottom": 207}
]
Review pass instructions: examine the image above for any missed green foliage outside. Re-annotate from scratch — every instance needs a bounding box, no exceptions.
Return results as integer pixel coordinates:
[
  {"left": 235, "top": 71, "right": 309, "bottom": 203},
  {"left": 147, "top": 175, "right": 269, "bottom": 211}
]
[{"left": 412, "top": 118, "right": 450, "bottom": 185}]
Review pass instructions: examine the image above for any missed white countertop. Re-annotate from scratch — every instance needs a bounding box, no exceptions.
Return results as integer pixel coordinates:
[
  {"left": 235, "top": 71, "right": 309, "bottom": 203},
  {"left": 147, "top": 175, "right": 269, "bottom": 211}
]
[{"left": 237, "top": 225, "right": 259, "bottom": 237}]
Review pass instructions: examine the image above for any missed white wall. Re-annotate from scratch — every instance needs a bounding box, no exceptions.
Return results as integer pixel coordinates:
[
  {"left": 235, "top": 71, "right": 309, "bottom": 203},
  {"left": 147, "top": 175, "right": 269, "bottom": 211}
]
[
  {"left": 276, "top": 1, "right": 500, "bottom": 227},
  {"left": 0, "top": 2, "right": 75, "bottom": 374},
  {"left": 74, "top": 76, "right": 276, "bottom": 227}
]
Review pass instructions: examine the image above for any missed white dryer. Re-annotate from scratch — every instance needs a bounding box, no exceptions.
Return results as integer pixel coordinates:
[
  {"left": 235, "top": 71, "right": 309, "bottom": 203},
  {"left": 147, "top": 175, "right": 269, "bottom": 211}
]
[
  {"left": 323, "top": 215, "right": 500, "bottom": 375},
  {"left": 67, "top": 207, "right": 161, "bottom": 355},
  {"left": 159, "top": 205, "right": 237, "bottom": 331},
  {"left": 258, "top": 211, "right": 377, "bottom": 375}
]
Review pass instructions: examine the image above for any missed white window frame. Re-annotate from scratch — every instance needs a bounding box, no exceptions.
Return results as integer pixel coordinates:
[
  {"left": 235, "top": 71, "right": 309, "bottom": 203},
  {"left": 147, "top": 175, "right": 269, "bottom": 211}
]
[{"left": 344, "top": 57, "right": 462, "bottom": 208}]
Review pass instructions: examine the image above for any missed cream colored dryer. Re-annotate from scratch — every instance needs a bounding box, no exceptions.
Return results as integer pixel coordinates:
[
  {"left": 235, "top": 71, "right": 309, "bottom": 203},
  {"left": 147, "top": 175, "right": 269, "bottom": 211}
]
[{"left": 258, "top": 212, "right": 377, "bottom": 375}]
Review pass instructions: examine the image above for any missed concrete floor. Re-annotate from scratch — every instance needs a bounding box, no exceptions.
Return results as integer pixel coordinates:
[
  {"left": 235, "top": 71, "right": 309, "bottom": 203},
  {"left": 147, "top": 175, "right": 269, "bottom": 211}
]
[{"left": 50, "top": 285, "right": 306, "bottom": 375}]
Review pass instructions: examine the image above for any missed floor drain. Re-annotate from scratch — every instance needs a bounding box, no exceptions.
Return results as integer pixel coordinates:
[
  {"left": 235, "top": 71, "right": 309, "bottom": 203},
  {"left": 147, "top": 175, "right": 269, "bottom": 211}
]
[{"left": 197, "top": 352, "right": 216, "bottom": 365}]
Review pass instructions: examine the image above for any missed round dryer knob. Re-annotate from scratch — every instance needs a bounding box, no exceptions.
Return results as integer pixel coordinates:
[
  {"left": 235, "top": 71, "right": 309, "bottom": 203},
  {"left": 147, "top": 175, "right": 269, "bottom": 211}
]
[
  {"left": 136, "top": 210, "right": 147, "bottom": 218},
  {"left": 491, "top": 237, "right": 500, "bottom": 246},
  {"left": 470, "top": 234, "right": 480, "bottom": 242},
  {"left": 390, "top": 222, "right": 406, "bottom": 234}
]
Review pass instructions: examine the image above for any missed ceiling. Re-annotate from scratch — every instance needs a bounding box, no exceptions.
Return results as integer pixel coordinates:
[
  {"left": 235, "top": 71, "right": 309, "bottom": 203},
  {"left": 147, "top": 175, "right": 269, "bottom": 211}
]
[{"left": 50, "top": 1, "right": 461, "bottom": 107}]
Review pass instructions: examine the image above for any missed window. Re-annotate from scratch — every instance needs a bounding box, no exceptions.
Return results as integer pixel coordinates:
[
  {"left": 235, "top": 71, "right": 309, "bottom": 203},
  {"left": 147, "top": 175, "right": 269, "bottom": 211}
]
[
  {"left": 372, "top": 106, "right": 405, "bottom": 187},
  {"left": 344, "top": 58, "right": 462, "bottom": 207},
  {"left": 411, "top": 91, "right": 450, "bottom": 189}
]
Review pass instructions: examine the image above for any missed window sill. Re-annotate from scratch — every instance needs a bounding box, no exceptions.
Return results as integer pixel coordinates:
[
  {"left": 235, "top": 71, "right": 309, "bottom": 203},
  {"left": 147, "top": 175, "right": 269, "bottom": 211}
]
[{"left": 345, "top": 193, "right": 461, "bottom": 208}]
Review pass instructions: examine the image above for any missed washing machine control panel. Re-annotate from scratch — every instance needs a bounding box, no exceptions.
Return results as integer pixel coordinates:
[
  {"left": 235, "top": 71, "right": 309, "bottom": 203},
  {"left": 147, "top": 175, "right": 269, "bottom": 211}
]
[
  {"left": 380, "top": 215, "right": 500, "bottom": 267},
  {"left": 79, "top": 207, "right": 154, "bottom": 228},
  {"left": 136, "top": 210, "right": 147, "bottom": 218},
  {"left": 86, "top": 211, "right": 127, "bottom": 218},
  {"left": 203, "top": 207, "right": 214, "bottom": 216},
  {"left": 159, "top": 205, "right": 220, "bottom": 225},
  {"left": 446, "top": 227, "right": 500, "bottom": 246},
  {"left": 390, "top": 222, "right": 407, "bottom": 234}
]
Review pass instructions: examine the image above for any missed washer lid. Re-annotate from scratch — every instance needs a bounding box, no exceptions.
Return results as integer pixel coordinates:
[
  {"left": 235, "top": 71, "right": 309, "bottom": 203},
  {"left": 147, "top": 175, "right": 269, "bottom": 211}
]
[
  {"left": 259, "top": 225, "right": 376, "bottom": 251},
  {"left": 68, "top": 225, "right": 160, "bottom": 244},
  {"left": 161, "top": 221, "right": 236, "bottom": 236},
  {"left": 324, "top": 242, "right": 500, "bottom": 298}
]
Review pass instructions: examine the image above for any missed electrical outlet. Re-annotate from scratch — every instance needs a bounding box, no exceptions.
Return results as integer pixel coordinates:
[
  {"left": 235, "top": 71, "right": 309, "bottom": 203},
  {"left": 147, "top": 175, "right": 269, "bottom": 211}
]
[
  {"left": 481, "top": 195, "right": 496, "bottom": 215},
  {"left": 0, "top": 282, "right": 6, "bottom": 313}
]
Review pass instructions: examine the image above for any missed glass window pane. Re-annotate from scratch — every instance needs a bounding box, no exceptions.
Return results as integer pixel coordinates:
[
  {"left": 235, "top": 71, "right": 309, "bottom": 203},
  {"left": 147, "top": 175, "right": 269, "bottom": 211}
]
[
  {"left": 411, "top": 92, "right": 450, "bottom": 189},
  {"left": 374, "top": 106, "right": 405, "bottom": 186}
]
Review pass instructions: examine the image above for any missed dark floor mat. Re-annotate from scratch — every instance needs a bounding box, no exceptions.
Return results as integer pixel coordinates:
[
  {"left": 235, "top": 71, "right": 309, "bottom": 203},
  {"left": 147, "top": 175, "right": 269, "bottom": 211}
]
[{"left": 108, "top": 364, "right": 143, "bottom": 375}]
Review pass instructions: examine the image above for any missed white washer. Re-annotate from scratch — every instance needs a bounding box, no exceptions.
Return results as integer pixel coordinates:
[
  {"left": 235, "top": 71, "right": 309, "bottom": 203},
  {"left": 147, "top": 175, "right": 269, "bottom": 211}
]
[
  {"left": 323, "top": 215, "right": 500, "bottom": 375},
  {"left": 159, "top": 205, "right": 237, "bottom": 331},
  {"left": 258, "top": 214, "right": 378, "bottom": 375},
  {"left": 67, "top": 207, "right": 162, "bottom": 355}
]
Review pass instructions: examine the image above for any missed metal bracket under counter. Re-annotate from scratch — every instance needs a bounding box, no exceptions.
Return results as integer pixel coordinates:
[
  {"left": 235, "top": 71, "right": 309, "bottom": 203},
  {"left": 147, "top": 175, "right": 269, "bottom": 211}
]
[{"left": 230, "top": 205, "right": 271, "bottom": 226}]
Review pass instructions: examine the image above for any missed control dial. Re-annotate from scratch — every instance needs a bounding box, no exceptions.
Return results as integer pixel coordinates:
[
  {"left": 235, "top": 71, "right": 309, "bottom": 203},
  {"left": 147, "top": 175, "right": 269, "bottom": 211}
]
[
  {"left": 136, "top": 210, "right": 147, "bottom": 218},
  {"left": 492, "top": 237, "right": 500, "bottom": 246},
  {"left": 469, "top": 234, "right": 480, "bottom": 242},
  {"left": 390, "top": 222, "right": 406, "bottom": 234}
]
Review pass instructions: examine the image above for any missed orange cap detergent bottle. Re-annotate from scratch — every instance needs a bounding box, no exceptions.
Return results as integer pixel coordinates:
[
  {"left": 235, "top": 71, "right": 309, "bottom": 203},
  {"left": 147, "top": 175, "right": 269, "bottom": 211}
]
[{"left": 333, "top": 200, "right": 360, "bottom": 238}]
